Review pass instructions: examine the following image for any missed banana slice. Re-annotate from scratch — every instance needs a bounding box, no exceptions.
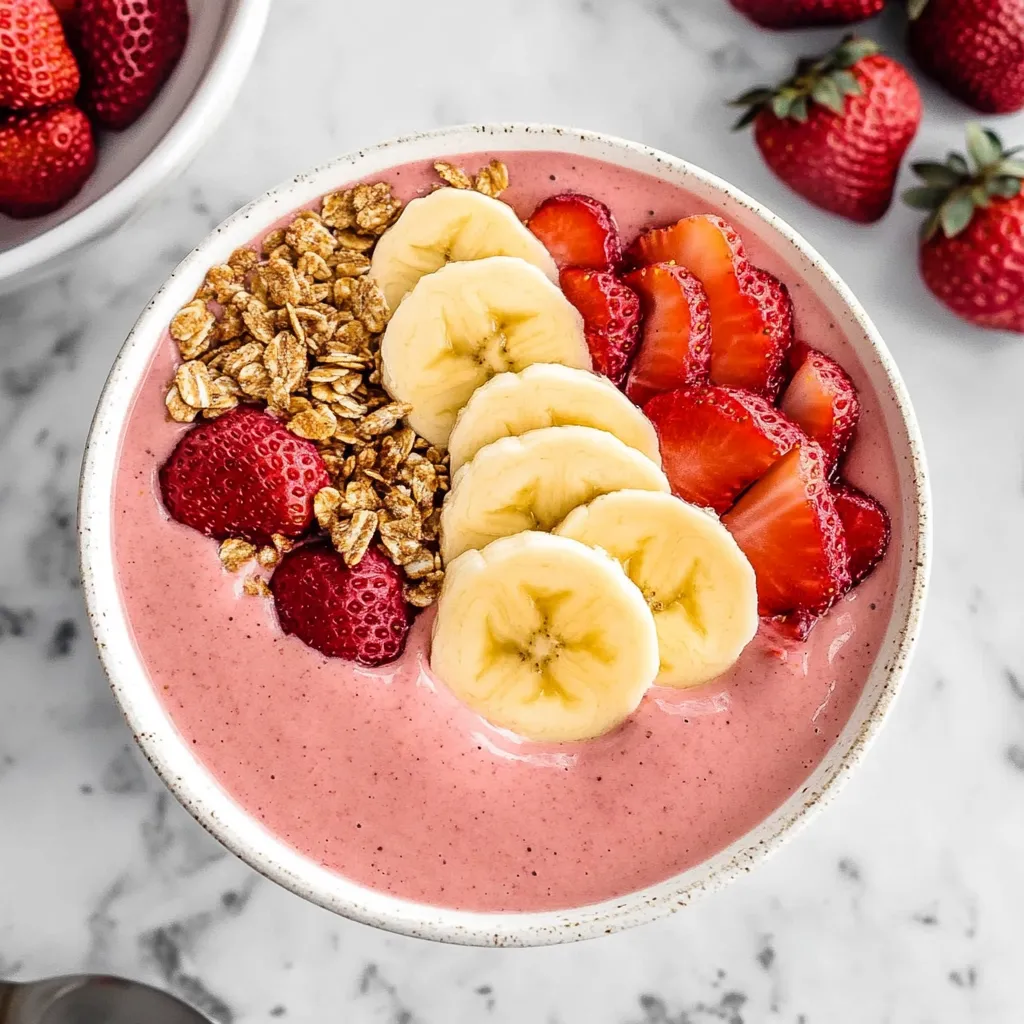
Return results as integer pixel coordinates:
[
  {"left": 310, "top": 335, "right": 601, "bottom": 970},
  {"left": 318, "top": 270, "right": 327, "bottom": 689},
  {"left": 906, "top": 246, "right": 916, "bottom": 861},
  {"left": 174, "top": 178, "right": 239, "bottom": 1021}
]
[
  {"left": 370, "top": 187, "right": 558, "bottom": 309},
  {"left": 447, "top": 363, "right": 662, "bottom": 474},
  {"left": 441, "top": 425, "right": 670, "bottom": 564},
  {"left": 431, "top": 531, "right": 660, "bottom": 743},
  {"left": 555, "top": 490, "right": 758, "bottom": 687},
  {"left": 380, "top": 256, "right": 589, "bottom": 447}
]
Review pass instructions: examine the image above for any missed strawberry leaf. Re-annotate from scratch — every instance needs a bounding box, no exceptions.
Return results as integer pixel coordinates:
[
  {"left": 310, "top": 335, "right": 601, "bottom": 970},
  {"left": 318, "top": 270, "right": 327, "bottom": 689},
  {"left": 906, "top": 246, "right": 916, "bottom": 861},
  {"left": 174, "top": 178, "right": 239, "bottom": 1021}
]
[
  {"left": 989, "top": 176, "right": 1023, "bottom": 199},
  {"left": 731, "top": 107, "right": 761, "bottom": 131},
  {"left": 946, "top": 153, "right": 970, "bottom": 176},
  {"left": 907, "top": 0, "right": 930, "bottom": 18},
  {"left": 811, "top": 77, "right": 845, "bottom": 114},
  {"left": 911, "top": 161, "right": 964, "bottom": 188},
  {"left": 831, "top": 70, "right": 862, "bottom": 97},
  {"left": 939, "top": 191, "right": 976, "bottom": 237},
  {"left": 731, "top": 88, "right": 775, "bottom": 107},
  {"left": 903, "top": 186, "right": 948, "bottom": 210},
  {"left": 966, "top": 123, "right": 1002, "bottom": 171},
  {"left": 790, "top": 96, "right": 809, "bottom": 123},
  {"left": 997, "top": 158, "right": 1024, "bottom": 177},
  {"left": 834, "top": 36, "right": 880, "bottom": 68}
]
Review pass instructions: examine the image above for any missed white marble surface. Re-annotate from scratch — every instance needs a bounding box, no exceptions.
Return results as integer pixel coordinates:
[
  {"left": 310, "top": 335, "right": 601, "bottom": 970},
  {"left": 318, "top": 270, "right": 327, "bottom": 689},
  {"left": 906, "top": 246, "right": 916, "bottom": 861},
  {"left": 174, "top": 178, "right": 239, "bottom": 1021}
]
[{"left": 2, "top": 0, "right": 1023, "bottom": 1020}]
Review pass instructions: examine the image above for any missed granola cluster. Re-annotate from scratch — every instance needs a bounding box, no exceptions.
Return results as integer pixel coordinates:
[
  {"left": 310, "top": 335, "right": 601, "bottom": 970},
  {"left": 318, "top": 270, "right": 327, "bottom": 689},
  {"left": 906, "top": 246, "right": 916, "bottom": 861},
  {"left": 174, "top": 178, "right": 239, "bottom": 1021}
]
[{"left": 164, "top": 161, "right": 509, "bottom": 610}]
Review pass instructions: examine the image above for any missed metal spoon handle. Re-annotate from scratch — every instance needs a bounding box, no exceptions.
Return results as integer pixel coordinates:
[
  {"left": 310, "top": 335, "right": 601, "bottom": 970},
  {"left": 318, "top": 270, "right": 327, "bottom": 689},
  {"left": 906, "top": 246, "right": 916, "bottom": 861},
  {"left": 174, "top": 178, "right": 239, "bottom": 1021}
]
[{"left": 0, "top": 976, "right": 93, "bottom": 1024}]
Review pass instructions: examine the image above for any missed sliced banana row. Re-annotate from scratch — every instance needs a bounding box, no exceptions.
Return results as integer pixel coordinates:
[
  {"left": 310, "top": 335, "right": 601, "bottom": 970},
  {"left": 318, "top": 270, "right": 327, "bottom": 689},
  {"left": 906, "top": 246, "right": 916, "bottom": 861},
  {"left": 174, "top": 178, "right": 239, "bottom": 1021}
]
[{"left": 370, "top": 185, "right": 758, "bottom": 743}]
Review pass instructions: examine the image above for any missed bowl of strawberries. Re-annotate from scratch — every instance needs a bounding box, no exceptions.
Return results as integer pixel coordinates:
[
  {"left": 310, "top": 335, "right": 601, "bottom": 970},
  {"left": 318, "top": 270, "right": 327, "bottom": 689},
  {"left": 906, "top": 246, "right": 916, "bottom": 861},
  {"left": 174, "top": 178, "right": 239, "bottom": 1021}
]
[{"left": 0, "top": 0, "right": 270, "bottom": 294}]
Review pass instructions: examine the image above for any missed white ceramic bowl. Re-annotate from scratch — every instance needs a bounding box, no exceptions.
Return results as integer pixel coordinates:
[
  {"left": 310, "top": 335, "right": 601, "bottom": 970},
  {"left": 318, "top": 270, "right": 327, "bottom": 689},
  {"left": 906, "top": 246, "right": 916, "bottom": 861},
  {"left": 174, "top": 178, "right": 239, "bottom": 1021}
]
[
  {"left": 79, "top": 124, "right": 930, "bottom": 946},
  {"left": 0, "top": 0, "right": 271, "bottom": 295}
]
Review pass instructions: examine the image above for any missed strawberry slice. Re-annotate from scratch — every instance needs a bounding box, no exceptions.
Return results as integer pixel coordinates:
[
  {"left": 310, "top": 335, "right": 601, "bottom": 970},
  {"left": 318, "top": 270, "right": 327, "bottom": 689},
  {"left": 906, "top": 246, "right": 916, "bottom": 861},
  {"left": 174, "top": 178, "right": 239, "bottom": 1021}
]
[
  {"left": 780, "top": 348, "right": 860, "bottom": 471},
  {"left": 832, "top": 483, "right": 890, "bottom": 585},
  {"left": 559, "top": 268, "right": 640, "bottom": 386},
  {"left": 643, "top": 385, "right": 805, "bottom": 514},
  {"left": 627, "top": 215, "right": 793, "bottom": 397},
  {"left": 528, "top": 193, "right": 621, "bottom": 271},
  {"left": 621, "top": 263, "right": 712, "bottom": 406},
  {"left": 723, "top": 444, "right": 850, "bottom": 615}
]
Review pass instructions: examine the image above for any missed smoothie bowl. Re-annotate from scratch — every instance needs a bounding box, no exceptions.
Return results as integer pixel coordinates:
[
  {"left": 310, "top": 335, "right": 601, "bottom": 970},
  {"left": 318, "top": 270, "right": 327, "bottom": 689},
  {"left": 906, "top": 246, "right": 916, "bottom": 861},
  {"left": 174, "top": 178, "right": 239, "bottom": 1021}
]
[{"left": 79, "top": 124, "right": 929, "bottom": 946}]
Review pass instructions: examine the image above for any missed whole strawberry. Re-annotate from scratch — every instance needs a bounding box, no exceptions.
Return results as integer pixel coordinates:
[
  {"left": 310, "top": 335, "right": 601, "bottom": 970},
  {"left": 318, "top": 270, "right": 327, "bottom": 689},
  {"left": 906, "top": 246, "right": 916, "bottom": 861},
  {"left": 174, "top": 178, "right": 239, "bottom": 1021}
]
[
  {"left": 0, "top": 104, "right": 95, "bottom": 218},
  {"left": 271, "top": 544, "right": 411, "bottom": 666},
  {"left": 904, "top": 125, "right": 1024, "bottom": 331},
  {"left": 0, "top": 0, "right": 79, "bottom": 110},
  {"left": 908, "top": 0, "right": 1024, "bottom": 115},
  {"left": 77, "top": 0, "right": 189, "bottom": 130},
  {"left": 728, "top": 0, "right": 884, "bottom": 29},
  {"left": 159, "top": 406, "right": 330, "bottom": 545},
  {"left": 732, "top": 36, "right": 921, "bottom": 223}
]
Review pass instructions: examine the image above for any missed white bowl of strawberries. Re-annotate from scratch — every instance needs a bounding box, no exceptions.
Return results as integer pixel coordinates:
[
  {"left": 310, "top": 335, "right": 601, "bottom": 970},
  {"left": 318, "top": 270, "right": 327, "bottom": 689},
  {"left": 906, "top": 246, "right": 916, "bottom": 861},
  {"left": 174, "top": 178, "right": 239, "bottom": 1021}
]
[
  {"left": 80, "top": 125, "right": 931, "bottom": 944},
  {"left": 0, "top": 0, "right": 270, "bottom": 295}
]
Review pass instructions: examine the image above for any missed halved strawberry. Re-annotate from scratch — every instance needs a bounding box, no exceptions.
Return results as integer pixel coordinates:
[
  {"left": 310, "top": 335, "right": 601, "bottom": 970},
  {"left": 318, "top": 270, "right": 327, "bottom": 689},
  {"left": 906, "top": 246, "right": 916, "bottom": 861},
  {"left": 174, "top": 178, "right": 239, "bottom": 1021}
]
[
  {"left": 832, "top": 483, "right": 890, "bottom": 585},
  {"left": 271, "top": 544, "right": 410, "bottom": 666},
  {"left": 627, "top": 215, "right": 794, "bottom": 397},
  {"left": 780, "top": 347, "right": 860, "bottom": 472},
  {"left": 643, "top": 385, "right": 805, "bottom": 514},
  {"left": 559, "top": 267, "right": 640, "bottom": 386},
  {"left": 621, "top": 262, "right": 711, "bottom": 406},
  {"left": 527, "top": 193, "right": 621, "bottom": 271},
  {"left": 159, "top": 406, "right": 330, "bottom": 546},
  {"left": 723, "top": 444, "right": 850, "bottom": 615}
]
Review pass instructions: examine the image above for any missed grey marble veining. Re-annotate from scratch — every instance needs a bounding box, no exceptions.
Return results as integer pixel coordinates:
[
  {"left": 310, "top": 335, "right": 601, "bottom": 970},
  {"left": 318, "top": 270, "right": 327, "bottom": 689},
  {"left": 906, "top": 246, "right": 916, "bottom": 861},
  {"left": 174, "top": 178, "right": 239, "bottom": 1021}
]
[{"left": 2, "top": 0, "right": 1023, "bottom": 1020}]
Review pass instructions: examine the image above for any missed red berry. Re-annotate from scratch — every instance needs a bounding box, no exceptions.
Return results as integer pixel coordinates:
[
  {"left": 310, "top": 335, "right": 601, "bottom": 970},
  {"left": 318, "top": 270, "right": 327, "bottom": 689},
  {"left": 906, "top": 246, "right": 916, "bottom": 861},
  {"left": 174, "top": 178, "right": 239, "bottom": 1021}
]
[
  {"left": 0, "top": 0, "right": 79, "bottom": 109},
  {"left": 908, "top": 0, "right": 1024, "bottom": 115},
  {"left": 906, "top": 127, "right": 1024, "bottom": 332},
  {"left": 159, "top": 406, "right": 330, "bottom": 546},
  {"left": 0, "top": 104, "right": 95, "bottom": 218},
  {"left": 728, "top": 0, "right": 884, "bottom": 28},
  {"left": 621, "top": 263, "right": 711, "bottom": 406},
  {"left": 559, "top": 267, "right": 640, "bottom": 386},
  {"left": 832, "top": 483, "right": 890, "bottom": 585},
  {"left": 271, "top": 545, "right": 411, "bottom": 667},
  {"left": 627, "top": 215, "right": 793, "bottom": 397},
  {"left": 643, "top": 385, "right": 805, "bottom": 514},
  {"left": 919, "top": 194, "right": 1024, "bottom": 332},
  {"left": 528, "top": 193, "right": 622, "bottom": 271},
  {"left": 734, "top": 38, "right": 921, "bottom": 223},
  {"left": 77, "top": 0, "right": 189, "bottom": 130},
  {"left": 780, "top": 347, "right": 860, "bottom": 472},
  {"left": 723, "top": 444, "right": 851, "bottom": 615}
]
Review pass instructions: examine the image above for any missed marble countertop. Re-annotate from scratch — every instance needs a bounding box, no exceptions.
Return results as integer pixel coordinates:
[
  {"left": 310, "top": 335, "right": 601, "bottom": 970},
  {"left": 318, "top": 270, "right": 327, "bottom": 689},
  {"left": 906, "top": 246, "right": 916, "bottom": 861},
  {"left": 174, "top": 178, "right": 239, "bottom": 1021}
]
[{"left": 2, "top": 1, "right": 1023, "bottom": 1020}]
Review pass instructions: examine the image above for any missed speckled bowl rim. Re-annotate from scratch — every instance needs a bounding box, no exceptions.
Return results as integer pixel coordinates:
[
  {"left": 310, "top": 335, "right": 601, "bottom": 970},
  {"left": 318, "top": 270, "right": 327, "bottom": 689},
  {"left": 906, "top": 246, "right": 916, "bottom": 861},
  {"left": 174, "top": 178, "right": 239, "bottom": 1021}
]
[{"left": 79, "top": 123, "right": 931, "bottom": 947}]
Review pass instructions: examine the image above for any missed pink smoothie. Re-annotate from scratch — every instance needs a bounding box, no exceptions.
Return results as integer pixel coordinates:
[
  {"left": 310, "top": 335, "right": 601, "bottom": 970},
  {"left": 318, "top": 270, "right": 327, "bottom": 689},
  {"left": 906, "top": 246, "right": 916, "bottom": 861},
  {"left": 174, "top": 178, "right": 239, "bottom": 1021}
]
[{"left": 113, "top": 151, "right": 901, "bottom": 913}]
